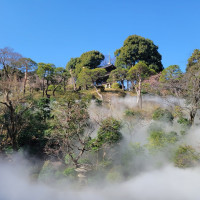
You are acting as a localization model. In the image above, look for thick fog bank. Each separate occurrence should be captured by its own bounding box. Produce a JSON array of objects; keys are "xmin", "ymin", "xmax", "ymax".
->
[
  {"xmin": 1, "ymin": 95, "xmax": 200, "ymax": 200},
  {"xmin": 1, "ymin": 160, "xmax": 200, "ymax": 200}
]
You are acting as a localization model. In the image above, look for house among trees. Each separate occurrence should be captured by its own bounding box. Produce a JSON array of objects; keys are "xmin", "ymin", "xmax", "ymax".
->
[{"xmin": 97, "ymin": 63, "xmax": 116, "ymax": 88}]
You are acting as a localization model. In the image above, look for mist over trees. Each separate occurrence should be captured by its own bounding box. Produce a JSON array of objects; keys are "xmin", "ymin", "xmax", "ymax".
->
[{"xmin": 0, "ymin": 36, "xmax": 200, "ymax": 193}]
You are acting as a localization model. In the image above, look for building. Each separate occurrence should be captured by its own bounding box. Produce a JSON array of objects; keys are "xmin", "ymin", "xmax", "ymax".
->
[{"xmin": 96, "ymin": 63, "xmax": 116, "ymax": 88}]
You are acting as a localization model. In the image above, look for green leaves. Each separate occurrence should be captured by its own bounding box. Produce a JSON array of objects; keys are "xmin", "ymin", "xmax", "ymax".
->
[
  {"xmin": 115, "ymin": 35, "xmax": 163, "ymax": 72},
  {"xmin": 66, "ymin": 50, "xmax": 105, "ymax": 77},
  {"xmin": 97, "ymin": 117, "xmax": 122, "ymax": 146},
  {"xmin": 37, "ymin": 63, "xmax": 55, "ymax": 79},
  {"xmin": 159, "ymin": 65, "xmax": 182, "ymax": 83},
  {"xmin": 127, "ymin": 61, "xmax": 153, "ymax": 81},
  {"xmin": 108, "ymin": 68, "xmax": 127, "ymax": 83},
  {"xmin": 152, "ymin": 108, "xmax": 174, "ymax": 123},
  {"xmin": 186, "ymin": 49, "xmax": 200, "ymax": 71},
  {"xmin": 76, "ymin": 68, "xmax": 106, "ymax": 89}
]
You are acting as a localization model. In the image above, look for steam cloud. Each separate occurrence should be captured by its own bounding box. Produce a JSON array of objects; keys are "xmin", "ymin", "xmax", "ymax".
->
[
  {"xmin": 1, "ymin": 160, "xmax": 200, "ymax": 200},
  {"xmin": 0, "ymin": 95, "xmax": 200, "ymax": 200}
]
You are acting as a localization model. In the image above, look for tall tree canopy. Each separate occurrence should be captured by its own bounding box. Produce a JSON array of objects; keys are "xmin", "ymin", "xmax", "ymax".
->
[
  {"xmin": 159, "ymin": 65, "xmax": 182, "ymax": 83},
  {"xmin": 114, "ymin": 35, "xmax": 163, "ymax": 72},
  {"xmin": 127, "ymin": 62, "xmax": 155, "ymax": 108},
  {"xmin": 66, "ymin": 57, "xmax": 79, "ymax": 71},
  {"xmin": 74, "ymin": 50, "xmax": 104, "ymax": 76},
  {"xmin": 186, "ymin": 49, "xmax": 200, "ymax": 71},
  {"xmin": 108, "ymin": 68, "xmax": 128, "ymax": 90},
  {"xmin": 37, "ymin": 63, "xmax": 55, "ymax": 97}
]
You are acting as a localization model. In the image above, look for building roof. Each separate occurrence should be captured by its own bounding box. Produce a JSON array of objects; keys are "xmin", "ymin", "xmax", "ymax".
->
[{"xmin": 100, "ymin": 64, "xmax": 116, "ymax": 69}]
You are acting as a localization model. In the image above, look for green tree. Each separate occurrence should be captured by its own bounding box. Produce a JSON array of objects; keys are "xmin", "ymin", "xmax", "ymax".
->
[
  {"xmin": 75, "ymin": 50, "xmax": 104, "ymax": 76},
  {"xmin": 37, "ymin": 63, "xmax": 55, "ymax": 97},
  {"xmin": 108, "ymin": 68, "xmax": 128, "ymax": 90},
  {"xmin": 77, "ymin": 68, "xmax": 106, "ymax": 99},
  {"xmin": 186, "ymin": 49, "xmax": 200, "ymax": 71},
  {"xmin": 17, "ymin": 58, "xmax": 37, "ymax": 94},
  {"xmin": 76, "ymin": 68, "xmax": 93, "ymax": 90},
  {"xmin": 51, "ymin": 67, "xmax": 70, "ymax": 95},
  {"xmin": 148, "ymin": 129, "xmax": 178, "ymax": 150},
  {"xmin": 97, "ymin": 117, "xmax": 122, "ymax": 146},
  {"xmin": 174, "ymin": 145, "xmax": 199, "ymax": 168},
  {"xmin": 45, "ymin": 96, "xmax": 93, "ymax": 168},
  {"xmin": 89, "ymin": 117, "xmax": 122, "ymax": 164},
  {"xmin": 152, "ymin": 108, "xmax": 174, "ymax": 123},
  {"xmin": 115, "ymin": 35, "xmax": 163, "ymax": 72},
  {"xmin": 66, "ymin": 58, "xmax": 79, "ymax": 90},
  {"xmin": 159, "ymin": 65, "xmax": 182, "ymax": 83},
  {"xmin": 66, "ymin": 57, "xmax": 79, "ymax": 71},
  {"xmin": 127, "ymin": 62, "xmax": 155, "ymax": 108}
]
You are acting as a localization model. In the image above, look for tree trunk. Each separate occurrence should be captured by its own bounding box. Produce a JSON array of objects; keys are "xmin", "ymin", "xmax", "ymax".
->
[
  {"xmin": 121, "ymin": 80, "xmax": 125, "ymax": 90},
  {"xmin": 94, "ymin": 86, "xmax": 103, "ymax": 100},
  {"xmin": 52, "ymin": 85, "xmax": 59, "ymax": 96},
  {"xmin": 63, "ymin": 78, "xmax": 66, "ymax": 92},
  {"xmin": 45, "ymin": 80, "xmax": 50, "ymax": 98},
  {"xmin": 42, "ymin": 78, "xmax": 45, "ymax": 97},
  {"xmin": 136, "ymin": 79, "xmax": 142, "ymax": 109},
  {"xmin": 190, "ymin": 110, "xmax": 196, "ymax": 125},
  {"xmin": 23, "ymin": 67, "xmax": 28, "ymax": 94}
]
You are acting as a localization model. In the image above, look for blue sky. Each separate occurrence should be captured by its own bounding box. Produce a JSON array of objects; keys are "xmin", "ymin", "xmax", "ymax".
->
[{"xmin": 1, "ymin": 0, "xmax": 200, "ymax": 71}]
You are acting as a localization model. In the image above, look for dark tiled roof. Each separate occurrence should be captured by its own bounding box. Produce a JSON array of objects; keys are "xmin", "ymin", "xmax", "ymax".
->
[{"xmin": 100, "ymin": 64, "xmax": 116, "ymax": 69}]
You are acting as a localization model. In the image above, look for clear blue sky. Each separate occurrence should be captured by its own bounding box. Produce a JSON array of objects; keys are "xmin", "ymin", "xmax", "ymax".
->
[{"xmin": 1, "ymin": 0, "xmax": 200, "ymax": 71}]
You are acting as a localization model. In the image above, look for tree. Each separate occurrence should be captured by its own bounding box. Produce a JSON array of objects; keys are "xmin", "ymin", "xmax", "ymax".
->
[
  {"xmin": 66, "ymin": 58, "xmax": 79, "ymax": 90},
  {"xmin": 77, "ymin": 68, "xmax": 106, "ymax": 99},
  {"xmin": 160, "ymin": 60, "xmax": 200, "ymax": 125},
  {"xmin": 66, "ymin": 57, "xmax": 79, "ymax": 71},
  {"xmin": 45, "ymin": 96, "xmax": 93, "ymax": 168},
  {"xmin": 108, "ymin": 68, "xmax": 128, "ymax": 90},
  {"xmin": 181, "ymin": 64, "xmax": 200, "ymax": 124},
  {"xmin": 186, "ymin": 49, "xmax": 200, "ymax": 71},
  {"xmin": 76, "ymin": 68, "xmax": 93, "ymax": 90},
  {"xmin": 0, "ymin": 75, "xmax": 33, "ymax": 150},
  {"xmin": 75, "ymin": 50, "xmax": 104, "ymax": 76},
  {"xmin": 17, "ymin": 58, "xmax": 37, "ymax": 94},
  {"xmin": 159, "ymin": 65, "xmax": 183, "ymax": 96},
  {"xmin": 37, "ymin": 63, "xmax": 55, "ymax": 97},
  {"xmin": 51, "ymin": 67, "xmax": 70, "ymax": 95},
  {"xmin": 174, "ymin": 145, "xmax": 199, "ymax": 168},
  {"xmin": 0, "ymin": 47, "xmax": 22, "ymax": 80},
  {"xmin": 127, "ymin": 62, "xmax": 155, "ymax": 108},
  {"xmin": 89, "ymin": 117, "xmax": 122, "ymax": 163},
  {"xmin": 159, "ymin": 65, "xmax": 182, "ymax": 83},
  {"xmin": 114, "ymin": 35, "xmax": 163, "ymax": 72}
]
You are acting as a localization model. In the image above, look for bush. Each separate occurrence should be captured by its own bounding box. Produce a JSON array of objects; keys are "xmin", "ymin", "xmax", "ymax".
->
[
  {"xmin": 148, "ymin": 129, "xmax": 178, "ymax": 150},
  {"xmin": 97, "ymin": 117, "xmax": 122, "ymax": 146},
  {"xmin": 124, "ymin": 109, "xmax": 142, "ymax": 118},
  {"xmin": 173, "ymin": 145, "xmax": 199, "ymax": 168},
  {"xmin": 152, "ymin": 108, "xmax": 174, "ymax": 122},
  {"xmin": 111, "ymin": 82, "xmax": 121, "ymax": 89},
  {"xmin": 177, "ymin": 117, "xmax": 191, "ymax": 127},
  {"xmin": 63, "ymin": 167, "xmax": 76, "ymax": 176}
]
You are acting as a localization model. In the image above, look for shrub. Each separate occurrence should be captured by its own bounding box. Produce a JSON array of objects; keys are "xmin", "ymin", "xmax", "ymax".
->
[
  {"xmin": 148, "ymin": 129, "xmax": 178, "ymax": 150},
  {"xmin": 111, "ymin": 82, "xmax": 120, "ymax": 89},
  {"xmin": 97, "ymin": 117, "xmax": 122, "ymax": 146},
  {"xmin": 152, "ymin": 108, "xmax": 174, "ymax": 122},
  {"xmin": 174, "ymin": 145, "xmax": 199, "ymax": 168},
  {"xmin": 63, "ymin": 167, "xmax": 76, "ymax": 176},
  {"xmin": 124, "ymin": 109, "xmax": 142, "ymax": 118},
  {"xmin": 177, "ymin": 117, "xmax": 191, "ymax": 127}
]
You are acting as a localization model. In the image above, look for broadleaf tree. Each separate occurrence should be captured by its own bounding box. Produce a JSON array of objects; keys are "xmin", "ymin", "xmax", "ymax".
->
[{"xmin": 115, "ymin": 35, "xmax": 163, "ymax": 72}]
